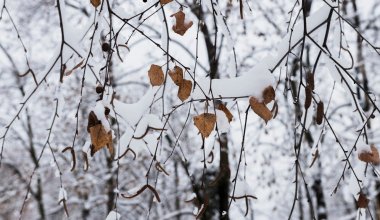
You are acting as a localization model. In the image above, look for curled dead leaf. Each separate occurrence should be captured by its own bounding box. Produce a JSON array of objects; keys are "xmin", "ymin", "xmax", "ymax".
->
[
  {"xmin": 121, "ymin": 184, "xmax": 161, "ymax": 203},
  {"xmin": 193, "ymin": 113, "xmax": 216, "ymax": 138},
  {"xmin": 171, "ymin": 11, "xmax": 193, "ymax": 36},
  {"xmin": 169, "ymin": 66, "xmax": 183, "ymax": 86},
  {"xmin": 271, "ymin": 100, "xmax": 279, "ymax": 119},
  {"xmin": 178, "ymin": 79, "xmax": 192, "ymax": 102},
  {"xmin": 90, "ymin": 0, "xmax": 101, "ymax": 7},
  {"xmin": 148, "ymin": 64, "xmax": 164, "ymax": 86},
  {"xmin": 249, "ymin": 97, "xmax": 272, "ymax": 123},
  {"xmin": 62, "ymin": 146, "xmax": 76, "ymax": 171},
  {"xmin": 58, "ymin": 198, "xmax": 69, "ymax": 217},
  {"xmin": 217, "ymin": 103, "xmax": 233, "ymax": 122},
  {"xmin": 358, "ymin": 144, "xmax": 380, "ymax": 165},
  {"xmin": 316, "ymin": 101, "xmax": 324, "ymax": 125},
  {"xmin": 262, "ymin": 86, "xmax": 275, "ymax": 104},
  {"xmin": 65, "ymin": 59, "xmax": 84, "ymax": 76}
]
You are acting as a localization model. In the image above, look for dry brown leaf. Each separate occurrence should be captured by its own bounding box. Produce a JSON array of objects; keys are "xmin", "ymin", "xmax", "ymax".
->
[
  {"xmin": 358, "ymin": 144, "xmax": 380, "ymax": 165},
  {"xmin": 169, "ymin": 66, "xmax": 183, "ymax": 86},
  {"xmin": 171, "ymin": 11, "xmax": 193, "ymax": 36},
  {"xmin": 316, "ymin": 101, "xmax": 324, "ymax": 125},
  {"xmin": 90, "ymin": 0, "xmax": 101, "ymax": 7},
  {"xmin": 148, "ymin": 64, "xmax": 164, "ymax": 86},
  {"xmin": 249, "ymin": 97, "xmax": 272, "ymax": 123},
  {"xmin": 160, "ymin": 0, "xmax": 173, "ymax": 4},
  {"xmin": 357, "ymin": 193, "xmax": 369, "ymax": 208},
  {"xmin": 262, "ymin": 86, "xmax": 275, "ymax": 104},
  {"xmin": 89, "ymin": 124, "xmax": 113, "ymax": 156},
  {"xmin": 178, "ymin": 79, "xmax": 192, "ymax": 102},
  {"xmin": 87, "ymin": 111, "xmax": 100, "ymax": 133},
  {"xmin": 193, "ymin": 113, "xmax": 216, "ymax": 138},
  {"xmin": 217, "ymin": 103, "xmax": 233, "ymax": 122}
]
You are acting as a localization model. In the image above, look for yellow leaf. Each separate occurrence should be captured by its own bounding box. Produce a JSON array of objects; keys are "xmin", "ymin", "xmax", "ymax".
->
[
  {"xmin": 148, "ymin": 64, "xmax": 164, "ymax": 86},
  {"xmin": 193, "ymin": 113, "xmax": 216, "ymax": 138}
]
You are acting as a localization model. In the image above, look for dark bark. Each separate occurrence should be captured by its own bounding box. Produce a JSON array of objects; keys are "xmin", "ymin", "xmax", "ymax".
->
[
  {"xmin": 190, "ymin": 3, "xmax": 230, "ymax": 219},
  {"xmin": 312, "ymin": 178, "xmax": 327, "ymax": 220},
  {"xmin": 218, "ymin": 134, "xmax": 230, "ymax": 219}
]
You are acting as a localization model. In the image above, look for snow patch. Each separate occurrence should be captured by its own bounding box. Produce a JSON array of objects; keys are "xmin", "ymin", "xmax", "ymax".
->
[{"xmin": 105, "ymin": 211, "xmax": 121, "ymax": 220}]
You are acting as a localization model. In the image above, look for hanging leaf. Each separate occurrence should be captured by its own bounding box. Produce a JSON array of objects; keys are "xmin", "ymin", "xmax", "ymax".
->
[
  {"xmin": 217, "ymin": 103, "xmax": 233, "ymax": 122},
  {"xmin": 357, "ymin": 193, "xmax": 369, "ymax": 208},
  {"xmin": 62, "ymin": 146, "xmax": 76, "ymax": 171},
  {"xmin": 262, "ymin": 86, "xmax": 275, "ymax": 104},
  {"xmin": 58, "ymin": 187, "xmax": 69, "ymax": 217},
  {"xmin": 178, "ymin": 79, "xmax": 192, "ymax": 102},
  {"xmin": 87, "ymin": 111, "xmax": 101, "ymax": 132},
  {"xmin": 90, "ymin": 0, "xmax": 101, "ymax": 7},
  {"xmin": 171, "ymin": 11, "xmax": 193, "ymax": 36},
  {"xmin": 169, "ymin": 66, "xmax": 183, "ymax": 86},
  {"xmin": 160, "ymin": 0, "xmax": 173, "ymax": 5},
  {"xmin": 358, "ymin": 144, "xmax": 380, "ymax": 165},
  {"xmin": 249, "ymin": 97, "xmax": 272, "ymax": 123},
  {"xmin": 89, "ymin": 124, "xmax": 113, "ymax": 156},
  {"xmin": 121, "ymin": 184, "xmax": 161, "ymax": 202},
  {"xmin": 316, "ymin": 101, "xmax": 324, "ymax": 125},
  {"xmin": 148, "ymin": 64, "xmax": 164, "ymax": 86},
  {"xmin": 193, "ymin": 113, "xmax": 216, "ymax": 138},
  {"xmin": 271, "ymin": 100, "xmax": 279, "ymax": 119},
  {"xmin": 87, "ymin": 111, "xmax": 113, "ymax": 156}
]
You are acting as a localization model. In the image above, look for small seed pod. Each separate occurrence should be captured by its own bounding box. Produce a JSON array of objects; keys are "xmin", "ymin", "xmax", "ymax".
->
[
  {"xmin": 304, "ymin": 85, "xmax": 312, "ymax": 109},
  {"xmin": 104, "ymin": 107, "xmax": 110, "ymax": 116},
  {"xmin": 96, "ymin": 85, "xmax": 104, "ymax": 94},
  {"xmin": 306, "ymin": 72, "xmax": 314, "ymax": 91},
  {"xmin": 316, "ymin": 101, "xmax": 324, "ymax": 125},
  {"xmin": 102, "ymin": 42, "xmax": 110, "ymax": 52}
]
